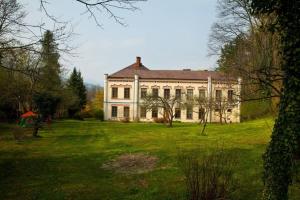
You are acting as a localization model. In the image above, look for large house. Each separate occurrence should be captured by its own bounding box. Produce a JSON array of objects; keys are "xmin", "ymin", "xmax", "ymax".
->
[{"xmin": 104, "ymin": 57, "xmax": 241, "ymax": 123}]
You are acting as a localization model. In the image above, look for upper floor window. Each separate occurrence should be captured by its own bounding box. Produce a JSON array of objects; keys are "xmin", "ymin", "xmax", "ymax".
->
[
  {"xmin": 176, "ymin": 89, "xmax": 181, "ymax": 100},
  {"xmin": 152, "ymin": 88, "xmax": 159, "ymax": 98},
  {"xmin": 124, "ymin": 88, "xmax": 130, "ymax": 99},
  {"xmin": 216, "ymin": 90, "xmax": 222, "ymax": 101},
  {"xmin": 112, "ymin": 87, "xmax": 118, "ymax": 98},
  {"xmin": 187, "ymin": 89, "xmax": 193, "ymax": 100},
  {"xmin": 228, "ymin": 90, "xmax": 233, "ymax": 103},
  {"xmin": 164, "ymin": 89, "xmax": 170, "ymax": 99},
  {"xmin": 141, "ymin": 88, "xmax": 147, "ymax": 98},
  {"xmin": 199, "ymin": 89, "xmax": 206, "ymax": 99},
  {"xmin": 111, "ymin": 106, "xmax": 118, "ymax": 117}
]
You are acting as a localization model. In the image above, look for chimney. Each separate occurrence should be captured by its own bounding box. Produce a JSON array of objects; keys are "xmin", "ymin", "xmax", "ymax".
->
[{"xmin": 136, "ymin": 56, "xmax": 141, "ymax": 65}]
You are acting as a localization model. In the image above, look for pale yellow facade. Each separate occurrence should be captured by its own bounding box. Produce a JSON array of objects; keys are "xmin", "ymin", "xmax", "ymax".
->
[{"xmin": 104, "ymin": 74, "xmax": 241, "ymax": 123}]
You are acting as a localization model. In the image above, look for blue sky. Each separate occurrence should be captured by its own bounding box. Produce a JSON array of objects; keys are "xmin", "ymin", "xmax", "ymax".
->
[{"xmin": 21, "ymin": 0, "xmax": 219, "ymax": 85}]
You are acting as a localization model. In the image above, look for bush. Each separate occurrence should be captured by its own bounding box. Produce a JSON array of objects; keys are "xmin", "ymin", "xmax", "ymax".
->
[
  {"xmin": 121, "ymin": 117, "xmax": 130, "ymax": 123},
  {"xmin": 80, "ymin": 110, "xmax": 94, "ymax": 118},
  {"xmin": 94, "ymin": 109, "xmax": 104, "ymax": 121},
  {"xmin": 73, "ymin": 112, "xmax": 84, "ymax": 120},
  {"xmin": 153, "ymin": 117, "xmax": 167, "ymax": 123},
  {"xmin": 178, "ymin": 148, "xmax": 238, "ymax": 200}
]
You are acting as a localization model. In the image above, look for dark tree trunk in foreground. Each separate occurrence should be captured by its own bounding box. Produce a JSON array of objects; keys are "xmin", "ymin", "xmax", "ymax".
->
[{"xmin": 252, "ymin": 0, "xmax": 300, "ymax": 199}]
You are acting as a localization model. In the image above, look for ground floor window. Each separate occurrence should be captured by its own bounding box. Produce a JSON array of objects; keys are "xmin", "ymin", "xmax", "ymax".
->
[
  {"xmin": 175, "ymin": 108, "xmax": 181, "ymax": 119},
  {"xmin": 199, "ymin": 108, "xmax": 205, "ymax": 121},
  {"xmin": 112, "ymin": 106, "xmax": 118, "ymax": 117},
  {"xmin": 124, "ymin": 106, "xmax": 130, "ymax": 118},
  {"xmin": 140, "ymin": 106, "xmax": 147, "ymax": 118},
  {"xmin": 186, "ymin": 107, "xmax": 193, "ymax": 119},
  {"xmin": 152, "ymin": 107, "xmax": 158, "ymax": 118}
]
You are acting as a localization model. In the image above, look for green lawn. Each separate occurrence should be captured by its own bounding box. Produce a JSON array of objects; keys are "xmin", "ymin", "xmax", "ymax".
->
[{"xmin": 0, "ymin": 119, "xmax": 299, "ymax": 199}]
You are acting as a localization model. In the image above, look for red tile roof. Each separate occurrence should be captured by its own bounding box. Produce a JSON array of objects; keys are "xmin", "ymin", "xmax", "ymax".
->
[{"xmin": 108, "ymin": 57, "xmax": 234, "ymax": 81}]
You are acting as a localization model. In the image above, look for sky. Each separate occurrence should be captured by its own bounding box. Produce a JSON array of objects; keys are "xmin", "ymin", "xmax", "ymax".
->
[{"xmin": 20, "ymin": 0, "xmax": 219, "ymax": 85}]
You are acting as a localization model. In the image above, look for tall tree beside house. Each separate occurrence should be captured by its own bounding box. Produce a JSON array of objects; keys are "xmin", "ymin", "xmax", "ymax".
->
[
  {"xmin": 39, "ymin": 30, "xmax": 62, "ymax": 93},
  {"xmin": 67, "ymin": 67, "xmax": 87, "ymax": 117},
  {"xmin": 251, "ymin": 0, "xmax": 300, "ymax": 199},
  {"xmin": 32, "ymin": 30, "xmax": 62, "ymax": 120}
]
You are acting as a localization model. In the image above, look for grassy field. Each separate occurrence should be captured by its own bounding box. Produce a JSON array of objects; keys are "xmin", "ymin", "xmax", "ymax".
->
[{"xmin": 0, "ymin": 118, "xmax": 299, "ymax": 200}]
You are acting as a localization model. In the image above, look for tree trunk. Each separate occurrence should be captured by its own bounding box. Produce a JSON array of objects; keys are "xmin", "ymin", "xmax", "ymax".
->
[
  {"xmin": 201, "ymin": 120, "xmax": 208, "ymax": 136},
  {"xmin": 168, "ymin": 116, "xmax": 173, "ymax": 127},
  {"xmin": 32, "ymin": 125, "xmax": 39, "ymax": 137}
]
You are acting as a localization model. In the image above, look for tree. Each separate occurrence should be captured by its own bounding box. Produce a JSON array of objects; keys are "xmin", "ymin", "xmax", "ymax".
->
[
  {"xmin": 213, "ymin": 96, "xmax": 238, "ymax": 124},
  {"xmin": 187, "ymin": 95, "xmax": 212, "ymax": 135},
  {"xmin": 39, "ymin": 30, "xmax": 62, "ymax": 93},
  {"xmin": 39, "ymin": 0, "xmax": 147, "ymax": 27},
  {"xmin": 210, "ymin": 0, "xmax": 282, "ymax": 120},
  {"xmin": 142, "ymin": 94, "xmax": 184, "ymax": 127},
  {"xmin": 32, "ymin": 91, "xmax": 60, "ymax": 137},
  {"xmin": 208, "ymin": 0, "xmax": 257, "ymax": 56},
  {"xmin": 67, "ymin": 68, "xmax": 87, "ymax": 117},
  {"xmin": 251, "ymin": 0, "xmax": 300, "ymax": 199}
]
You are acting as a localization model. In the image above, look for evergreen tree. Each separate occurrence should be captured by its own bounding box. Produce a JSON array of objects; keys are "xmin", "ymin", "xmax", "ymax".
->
[
  {"xmin": 39, "ymin": 30, "xmax": 62, "ymax": 93},
  {"xmin": 67, "ymin": 67, "xmax": 87, "ymax": 116}
]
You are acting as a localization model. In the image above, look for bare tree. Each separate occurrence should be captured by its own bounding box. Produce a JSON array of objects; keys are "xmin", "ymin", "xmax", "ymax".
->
[
  {"xmin": 209, "ymin": 0, "xmax": 282, "ymax": 114},
  {"xmin": 142, "ymin": 94, "xmax": 184, "ymax": 127},
  {"xmin": 39, "ymin": 0, "xmax": 147, "ymax": 27},
  {"xmin": 208, "ymin": 0, "xmax": 257, "ymax": 56},
  {"xmin": 191, "ymin": 96, "xmax": 212, "ymax": 135},
  {"xmin": 213, "ymin": 96, "xmax": 238, "ymax": 124}
]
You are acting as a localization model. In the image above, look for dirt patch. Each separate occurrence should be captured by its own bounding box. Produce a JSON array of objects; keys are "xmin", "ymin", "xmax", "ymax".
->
[{"xmin": 102, "ymin": 153, "xmax": 158, "ymax": 174}]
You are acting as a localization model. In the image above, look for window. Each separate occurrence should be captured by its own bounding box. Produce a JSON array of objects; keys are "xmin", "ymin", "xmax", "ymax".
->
[
  {"xmin": 111, "ymin": 106, "xmax": 118, "ymax": 117},
  {"xmin": 216, "ymin": 90, "xmax": 222, "ymax": 101},
  {"xmin": 175, "ymin": 89, "xmax": 181, "ymax": 99},
  {"xmin": 187, "ymin": 89, "xmax": 193, "ymax": 100},
  {"xmin": 123, "ymin": 106, "xmax": 130, "ymax": 118},
  {"xmin": 124, "ymin": 88, "xmax": 130, "ymax": 99},
  {"xmin": 112, "ymin": 87, "xmax": 118, "ymax": 98},
  {"xmin": 228, "ymin": 90, "xmax": 233, "ymax": 103},
  {"xmin": 175, "ymin": 108, "xmax": 181, "ymax": 119},
  {"xmin": 199, "ymin": 108, "xmax": 205, "ymax": 120},
  {"xmin": 140, "ymin": 106, "xmax": 147, "ymax": 118},
  {"xmin": 152, "ymin": 88, "xmax": 159, "ymax": 98},
  {"xmin": 152, "ymin": 107, "xmax": 158, "ymax": 118},
  {"xmin": 186, "ymin": 106, "xmax": 193, "ymax": 119},
  {"xmin": 164, "ymin": 89, "xmax": 170, "ymax": 99},
  {"xmin": 199, "ymin": 89, "xmax": 206, "ymax": 98},
  {"xmin": 141, "ymin": 88, "xmax": 147, "ymax": 98}
]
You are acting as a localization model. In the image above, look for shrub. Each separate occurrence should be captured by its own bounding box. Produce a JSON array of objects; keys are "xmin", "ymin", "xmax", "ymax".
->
[
  {"xmin": 73, "ymin": 112, "xmax": 84, "ymax": 120},
  {"xmin": 80, "ymin": 110, "xmax": 94, "ymax": 118},
  {"xmin": 121, "ymin": 117, "xmax": 130, "ymax": 123},
  {"xmin": 153, "ymin": 117, "xmax": 167, "ymax": 123},
  {"xmin": 178, "ymin": 148, "xmax": 238, "ymax": 200},
  {"xmin": 94, "ymin": 109, "xmax": 104, "ymax": 121}
]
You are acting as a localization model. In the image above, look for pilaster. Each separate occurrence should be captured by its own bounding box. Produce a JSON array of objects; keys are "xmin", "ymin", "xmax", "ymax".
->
[
  {"xmin": 237, "ymin": 77, "xmax": 242, "ymax": 123},
  {"xmin": 103, "ymin": 74, "xmax": 108, "ymax": 120},
  {"xmin": 133, "ymin": 74, "xmax": 139, "ymax": 121},
  {"xmin": 207, "ymin": 76, "xmax": 212, "ymax": 123}
]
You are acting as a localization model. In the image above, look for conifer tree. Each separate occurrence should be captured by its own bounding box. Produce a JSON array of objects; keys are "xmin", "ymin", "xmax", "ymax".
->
[
  {"xmin": 67, "ymin": 67, "xmax": 87, "ymax": 116},
  {"xmin": 39, "ymin": 30, "xmax": 62, "ymax": 93}
]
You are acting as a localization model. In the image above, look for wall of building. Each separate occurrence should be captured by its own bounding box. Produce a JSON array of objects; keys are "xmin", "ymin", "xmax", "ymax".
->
[{"xmin": 104, "ymin": 75, "xmax": 241, "ymax": 123}]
